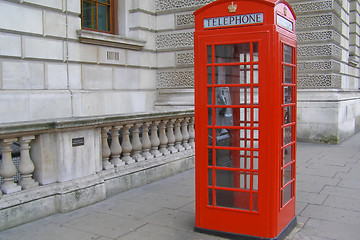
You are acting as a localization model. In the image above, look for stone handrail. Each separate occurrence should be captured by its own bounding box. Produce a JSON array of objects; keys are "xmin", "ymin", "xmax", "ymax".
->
[{"xmin": 0, "ymin": 110, "xmax": 195, "ymax": 197}]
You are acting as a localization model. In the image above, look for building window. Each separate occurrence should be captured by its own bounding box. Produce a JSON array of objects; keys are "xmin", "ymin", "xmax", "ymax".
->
[{"xmin": 82, "ymin": 0, "xmax": 114, "ymax": 33}]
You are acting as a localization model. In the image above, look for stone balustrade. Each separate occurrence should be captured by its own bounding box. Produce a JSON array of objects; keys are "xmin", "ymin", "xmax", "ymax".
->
[{"xmin": 0, "ymin": 110, "xmax": 195, "ymax": 231}]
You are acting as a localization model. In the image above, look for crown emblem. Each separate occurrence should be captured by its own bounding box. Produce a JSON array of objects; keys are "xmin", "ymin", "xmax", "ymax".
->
[{"xmin": 228, "ymin": 2, "xmax": 237, "ymax": 13}]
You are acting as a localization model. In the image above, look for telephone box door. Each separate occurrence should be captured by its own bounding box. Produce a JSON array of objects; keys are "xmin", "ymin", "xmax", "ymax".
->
[{"xmin": 195, "ymin": 32, "xmax": 273, "ymax": 237}]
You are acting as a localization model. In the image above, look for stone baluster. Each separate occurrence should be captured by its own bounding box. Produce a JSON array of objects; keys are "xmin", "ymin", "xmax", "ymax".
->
[
  {"xmin": 166, "ymin": 119, "xmax": 178, "ymax": 154},
  {"xmin": 174, "ymin": 118, "xmax": 185, "ymax": 151},
  {"xmin": 131, "ymin": 123, "xmax": 145, "ymax": 162},
  {"xmin": 121, "ymin": 124, "xmax": 135, "ymax": 164},
  {"xmin": 110, "ymin": 126, "xmax": 125, "ymax": 167},
  {"xmin": 188, "ymin": 116, "xmax": 195, "ymax": 148},
  {"xmin": 150, "ymin": 121, "xmax": 163, "ymax": 158},
  {"xmin": 159, "ymin": 120, "xmax": 170, "ymax": 156},
  {"xmin": 0, "ymin": 138, "xmax": 21, "ymax": 194},
  {"xmin": 181, "ymin": 117, "xmax": 191, "ymax": 150},
  {"xmin": 141, "ymin": 122, "xmax": 154, "ymax": 160},
  {"xmin": 18, "ymin": 136, "xmax": 39, "ymax": 190},
  {"xmin": 101, "ymin": 127, "xmax": 114, "ymax": 170}
]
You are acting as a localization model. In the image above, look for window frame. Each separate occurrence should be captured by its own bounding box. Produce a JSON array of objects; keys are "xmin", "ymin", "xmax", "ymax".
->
[{"xmin": 81, "ymin": 0, "xmax": 118, "ymax": 35}]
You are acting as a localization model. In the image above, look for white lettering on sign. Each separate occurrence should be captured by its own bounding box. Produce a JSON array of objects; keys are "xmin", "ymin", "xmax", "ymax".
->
[
  {"xmin": 204, "ymin": 13, "xmax": 263, "ymax": 28},
  {"xmin": 277, "ymin": 14, "xmax": 293, "ymax": 31}
]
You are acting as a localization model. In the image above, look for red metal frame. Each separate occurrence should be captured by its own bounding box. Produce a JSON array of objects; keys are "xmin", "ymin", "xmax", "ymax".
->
[{"xmin": 194, "ymin": 1, "xmax": 297, "ymax": 239}]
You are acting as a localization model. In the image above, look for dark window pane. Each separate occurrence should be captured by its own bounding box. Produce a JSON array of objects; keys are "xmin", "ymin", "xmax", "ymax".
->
[
  {"xmin": 215, "ymin": 43, "xmax": 251, "ymax": 63},
  {"xmin": 83, "ymin": 1, "xmax": 96, "ymax": 29},
  {"xmin": 208, "ymin": 169, "xmax": 213, "ymax": 186},
  {"xmin": 252, "ymin": 193, "xmax": 258, "ymax": 211},
  {"xmin": 207, "ymin": 87, "xmax": 212, "ymax": 105},
  {"xmin": 216, "ymin": 190, "xmax": 250, "ymax": 210},
  {"xmin": 208, "ymin": 128, "xmax": 213, "ymax": 146},
  {"xmin": 98, "ymin": 5, "xmax": 110, "ymax": 31},
  {"xmin": 207, "ymin": 67, "xmax": 212, "ymax": 84},
  {"xmin": 215, "ymin": 149, "xmax": 233, "ymax": 168},
  {"xmin": 207, "ymin": 46, "xmax": 212, "ymax": 63},
  {"xmin": 208, "ymin": 148, "xmax": 213, "ymax": 166},
  {"xmin": 253, "ymin": 42, "xmax": 259, "ymax": 62},
  {"xmin": 208, "ymin": 188, "xmax": 213, "ymax": 206},
  {"xmin": 208, "ymin": 108, "xmax": 212, "ymax": 125}
]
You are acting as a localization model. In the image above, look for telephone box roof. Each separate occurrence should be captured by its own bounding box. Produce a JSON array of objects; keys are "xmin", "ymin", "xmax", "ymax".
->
[{"xmin": 194, "ymin": 0, "xmax": 296, "ymax": 20}]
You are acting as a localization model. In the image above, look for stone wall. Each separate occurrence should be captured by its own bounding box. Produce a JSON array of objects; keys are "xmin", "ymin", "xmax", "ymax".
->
[
  {"xmin": 0, "ymin": 0, "xmax": 158, "ymax": 123},
  {"xmin": 154, "ymin": 0, "xmax": 215, "ymax": 110},
  {"xmin": 288, "ymin": 0, "xmax": 360, "ymax": 143}
]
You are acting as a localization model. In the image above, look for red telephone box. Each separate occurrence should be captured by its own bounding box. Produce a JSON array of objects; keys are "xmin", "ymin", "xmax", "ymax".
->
[{"xmin": 194, "ymin": 0, "xmax": 297, "ymax": 239}]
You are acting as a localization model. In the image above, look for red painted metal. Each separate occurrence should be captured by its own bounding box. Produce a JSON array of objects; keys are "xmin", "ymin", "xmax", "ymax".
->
[{"xmin": 194, "ymin": 1, "xmax": 297, "ymax": 239}]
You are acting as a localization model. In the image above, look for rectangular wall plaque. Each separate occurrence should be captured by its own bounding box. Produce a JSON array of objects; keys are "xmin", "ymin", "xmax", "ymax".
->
[
  {"xmin": 72, "ymin": 137, "xmax": 85, "ymax": 147},
  {"xmin": 204, "ymin": 13, "xmax": 263, "ymax": 28}
]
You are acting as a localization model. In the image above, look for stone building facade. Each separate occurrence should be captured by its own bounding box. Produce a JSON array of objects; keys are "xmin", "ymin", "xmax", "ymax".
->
[{"xmin": 0, "ymin": 0, "xmax": 360, "ymax": 143}]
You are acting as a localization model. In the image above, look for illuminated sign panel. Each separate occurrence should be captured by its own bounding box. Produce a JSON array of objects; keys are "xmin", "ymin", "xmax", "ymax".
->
[
  {"xmin": 204, "ymin": 13, "xmax": 263, "ymax": 28},
  {"xmin": 277, "ymin": 14, "xmax": 293, "ymax": 31}
]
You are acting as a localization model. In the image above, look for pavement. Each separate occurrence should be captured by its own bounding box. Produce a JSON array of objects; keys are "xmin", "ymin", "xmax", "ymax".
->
[{"xmin": 1, "ymin": 132, "xmax": 360, "ymax": 240}]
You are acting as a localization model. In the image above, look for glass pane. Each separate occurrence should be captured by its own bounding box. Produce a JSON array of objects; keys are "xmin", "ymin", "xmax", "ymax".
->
[
  {"xmin": 215, "ymin": 149, "xmax": 233, "ymax": 168},
  {"xmin": 284, "ymin": 86, "xmax": 293, "ymax": 104},
  {"xmin": 215, "ymin": 43, "xmax": 251, "ymax": 63},
  {"xmin": 83, "ymin": 1, "xmax": 96, "ymax": 29},
  {"xmin": 208, "ymin": 188, "xmax": 213, "ymax": 205},
  {"xmin": 252, "ymin": 193, "xmax": 258, "ymax": 211},
  {"xmin": 208, "ymin": 169, "xmax": 213, "ymax": 186},
  {"xmin": 208, "ymin": 108, "xmax": 212, "ymax": 125},
  {"xmin": 284, "ymin": 106, "xmax": 293, "ymax": 124},
  {"xmin": 284, "ymin": 65, "xmax": 293, "ymax": 84},
  {"xmin": 284, "ymin": 45, "xmax": 293, "ymax": 64},
  {"xmin": 208, "ymin": 128, "xmax": 213, "ymax": 146},
  {"xmin": 253, "ymin": 173, "xmax": 258, "ymax": 191},
  {"xmin": 207, "ymin": 87, "xmax": 212, "ymax": 105},
  {"xmin": 215, "ymin": 87, "xmax": 252, "ymax": 105},
  {"xmin": 253, "ymin": 151, "xmax": 259, "ymax": 170},
  {"xmin": 216, "ymin": 190, "xmax": 251, "ymax": 210},
  {"xmin": 283, "ymin": 165, "xmax": 293, "ymax": 186},
  {"xmin": 99, "ymin": 0, "xmax": 110, "ymax": 3},
  {"xmin": 253, "ymin": 42, "xmax": 259, "ymax": 62},
  {"xmin": 282, "ymin": 183, "xmax": 293, "ymax": 206},
  {"xmin": 207, "ymin": 46, "xmax": 212, "ymax": 63},
  {"xmin": 208, "ymin": 148, "xmax": 213, "ymax": 166},
  {"xmin": 283, "ymin": 126, "xmax": 293, "ymax": 145},
  {"xmin": 207, "ymin": 67, "xmax": 212, "ymax": 84},
  {"xmin": 215, "ymin": 108, "xmax": 256, "ymax": 127},
  {"xmin": 215, "ymin": 65, "xmax": 251, "ymax": 85},
  {"xmin": 253, "ymin": 108, "xmax": 259, "ymax": 127},
  {"xmin": 98, "ymin": 5, "xmax": 110, "ymax": 31},
  {"xmin": 215, "ymin": 190, "xmax": 234, "ymax": 208},
  {"xmin": 253, "ymin": 65, "xmax": 259, "ymax": 84},
  {"xmin": 283, "ymin": 145, "xmax": 292, "ymax": 166},
  {"xmin": 215, "ymin": 128, "xmax": 252, "ymax": 148},
  {"xmin": 216, "ymin": 170, "xmax": 235, "ymax": 188},
  {"xmin": 253, "ymin": 87, "xmax": 259, "ymax": 105}
]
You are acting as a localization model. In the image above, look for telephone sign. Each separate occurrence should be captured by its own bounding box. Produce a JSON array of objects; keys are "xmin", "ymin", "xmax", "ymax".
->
[{"xmin": 194, "ymin": 0, "xmax": 297, "ymax": 239}]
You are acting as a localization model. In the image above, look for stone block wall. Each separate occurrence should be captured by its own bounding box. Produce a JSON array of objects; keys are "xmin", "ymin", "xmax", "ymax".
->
[
  {"xmin": 0, "ymin": 0, "xmax": 158, "ymax": 123},
  {"xmin": 154, "ymin": 0, "xmax": 215, "ymax": 110},
  {"xmin": 288, "ymin": 0, "xmax": 360, "ymax": 143}
]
